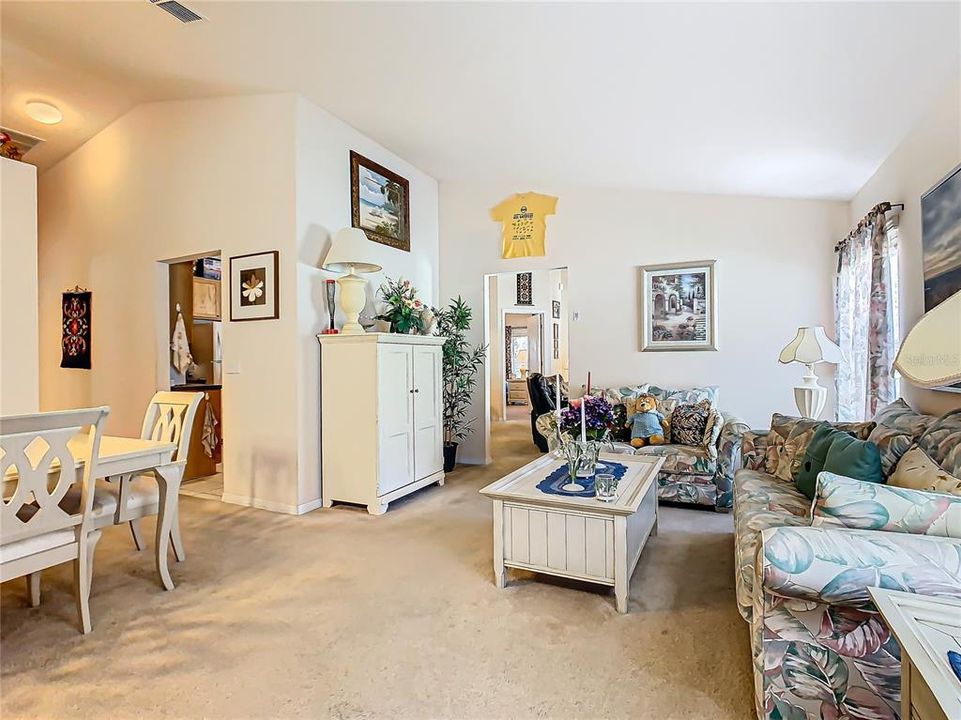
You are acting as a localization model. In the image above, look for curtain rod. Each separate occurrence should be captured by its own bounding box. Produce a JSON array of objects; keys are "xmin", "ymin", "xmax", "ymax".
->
[{"xmin": 834, "ymin": 202, "xmax": 903, "ymax": 254}]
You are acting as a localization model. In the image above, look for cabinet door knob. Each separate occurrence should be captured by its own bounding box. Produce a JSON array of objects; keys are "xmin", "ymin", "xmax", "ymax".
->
[{"xmin": 414, "ymin": 388, "xmax": 420, "ymax": 393}]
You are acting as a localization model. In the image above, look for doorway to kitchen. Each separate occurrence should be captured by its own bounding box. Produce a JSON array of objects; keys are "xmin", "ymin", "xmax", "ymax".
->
[{"xmin": 160, "ymin": 251, "xmax": 224, "ymax": 502}]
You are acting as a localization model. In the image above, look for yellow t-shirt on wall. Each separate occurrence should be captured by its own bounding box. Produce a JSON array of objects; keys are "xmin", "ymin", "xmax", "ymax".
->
[{"xmin": 490, "ymin": 192, "xmax": 558, "ymax": 259}]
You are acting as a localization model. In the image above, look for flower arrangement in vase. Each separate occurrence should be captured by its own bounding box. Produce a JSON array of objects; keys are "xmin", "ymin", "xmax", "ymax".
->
[
  {"xmin": 554, "ymin": 395, "xmax": 616, "ymax": 491},
  {"xmin": 376, "ymin": 277, "xmax": 426, "ymax": 334}
]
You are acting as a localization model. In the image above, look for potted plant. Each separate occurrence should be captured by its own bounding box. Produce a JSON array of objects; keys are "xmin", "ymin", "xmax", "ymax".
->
[
  {"xmin": 434, "ymin": 296, "xmax": 487, "ymax": 472},
  {"xmin": 376, "ymin": 277, "xmax": 425, "ymax": 334}
]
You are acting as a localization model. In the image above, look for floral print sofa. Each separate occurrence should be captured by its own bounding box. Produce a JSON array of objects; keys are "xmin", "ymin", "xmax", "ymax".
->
[
  {"xmin": 733, "ymin": 401, "xmax": 961, "ymax": 720},
  {"xmin": 538, "ymin": 383, "xmax": 750, "ymax": 511}
]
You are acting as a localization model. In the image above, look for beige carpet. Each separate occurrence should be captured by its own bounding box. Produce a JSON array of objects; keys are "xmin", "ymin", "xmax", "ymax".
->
[{"xmin": 1, "ymin": 421, "xmax": 754, "ymax": 719}]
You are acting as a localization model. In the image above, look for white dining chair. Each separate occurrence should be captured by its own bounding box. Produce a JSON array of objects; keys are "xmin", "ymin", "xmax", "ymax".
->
[
  {"xmin": 1, "ymin": 407, "xmax": 110, "ymax": 634},
  {"xmin": 87, "ymin": 391, "xmax": 202, "ymax": 559}
]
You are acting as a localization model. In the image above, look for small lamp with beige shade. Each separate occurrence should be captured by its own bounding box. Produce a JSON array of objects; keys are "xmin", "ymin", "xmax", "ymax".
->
[
  {"xmin": 778, "ymin": 326, "xmax": 845, "ymax": 419},
  {"xmin": 321, "ymin": 228, "xmax": 382, "ymax": 335},
  {"xmin": 894, "ymin": 290, "xmax": 961, "ymax": 388}
]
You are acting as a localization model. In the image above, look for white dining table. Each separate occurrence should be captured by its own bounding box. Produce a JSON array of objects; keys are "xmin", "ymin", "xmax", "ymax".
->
[{"xmin": 5, "ymin": 434, "xmax": 184, "ymax": 591}]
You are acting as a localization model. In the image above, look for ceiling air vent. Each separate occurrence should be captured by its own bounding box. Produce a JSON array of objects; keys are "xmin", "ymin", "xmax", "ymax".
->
[{"xmin": 149, "ymin": 0, "xmax": 205, "ymax": 24}]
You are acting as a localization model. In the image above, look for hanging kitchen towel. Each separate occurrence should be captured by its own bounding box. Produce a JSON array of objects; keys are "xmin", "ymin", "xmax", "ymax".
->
[
  {"xmin": 61, "ymin": 290, "xmax": 92, "ymax": 369},
  {"xmin": 201, "ymin": 401, "xmax": 219, "ymax": 458},
  {"xmin": 171, "ymin": 312, "xmax": 193, "ymax": 374}
]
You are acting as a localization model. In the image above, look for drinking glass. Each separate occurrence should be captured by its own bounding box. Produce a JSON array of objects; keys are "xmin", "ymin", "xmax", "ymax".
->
[{"xmin": 594, "ymin": 472, "xmax": 617, "ymax": 501}]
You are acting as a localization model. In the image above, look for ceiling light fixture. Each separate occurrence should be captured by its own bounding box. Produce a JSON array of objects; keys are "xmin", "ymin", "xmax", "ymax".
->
[{"xmin": 25, "ymin": 101, "xmax": 63, "ymax": 125}]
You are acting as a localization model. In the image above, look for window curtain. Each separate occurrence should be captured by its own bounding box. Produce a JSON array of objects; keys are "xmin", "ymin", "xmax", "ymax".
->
[
  {"xmin": 834, "ymin": 203, "xmax": 901, "ymax": 421},
  {"xmin": 505, "ymin": 325, "xmax": 513, "ymax": 379}
]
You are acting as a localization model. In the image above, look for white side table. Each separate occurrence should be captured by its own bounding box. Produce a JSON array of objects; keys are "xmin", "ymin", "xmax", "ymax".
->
[{"xmin": 869, "ymin": 589, "xmax": 961, "ymax": 720}]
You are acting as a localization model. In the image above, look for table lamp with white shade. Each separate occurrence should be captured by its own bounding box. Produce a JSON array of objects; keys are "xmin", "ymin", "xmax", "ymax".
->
[
  {"xmin": 778, "ymin": 326, "xmax": 844, "ymax": 419},
  {"xmin": 321, "ymin": 228, "xmax": 382, "ymax": 335}
]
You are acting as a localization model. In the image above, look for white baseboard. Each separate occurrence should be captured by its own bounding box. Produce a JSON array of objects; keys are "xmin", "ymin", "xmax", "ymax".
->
[{"xmin": 221, "ymin": 493, "xmax": 324, "ymax": 516}]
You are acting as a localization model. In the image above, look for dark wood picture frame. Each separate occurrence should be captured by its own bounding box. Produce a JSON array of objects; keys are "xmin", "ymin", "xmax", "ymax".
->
[
  {"xmin": 229, "ymin": 250, "xmax": 280, "ymax": 322},
  {"xmin": 350, "ymin": 150, "xmax": 410, "ymax": 252}
]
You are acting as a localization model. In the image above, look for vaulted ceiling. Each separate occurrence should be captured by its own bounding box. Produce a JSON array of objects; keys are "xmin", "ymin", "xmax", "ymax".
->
[{"xmin": 3, "ymin": 1, "xmax": 958, "ymax": 199}]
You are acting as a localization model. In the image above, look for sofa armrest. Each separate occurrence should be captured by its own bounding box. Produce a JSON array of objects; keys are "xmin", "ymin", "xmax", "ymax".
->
[
  {"xmin": 741, "ymin": 429, "xmax": 770, "ymax": 471},
  {"xmin": 759, "ymin": 525, "xmax": 961, "ymax": 609},
  {"xmin": 716, "ymin": 412, "xmax": 750, "ymax": 482},
  {"xmin": 534, "ymin": 412, "xmax": 559, "ymax": 452},
  {"xmin": 812, "ymin": 471, "xmax": 961, "ymax": 538}
]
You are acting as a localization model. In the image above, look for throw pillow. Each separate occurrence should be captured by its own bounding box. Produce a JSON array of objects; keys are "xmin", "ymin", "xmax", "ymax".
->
[
  {"xmin": 703, "ymin": 407, "xmax": 723, "ymax": 450},
  {"xmin": 821, "ymin": 433, "xmax": 883, "ymax": 486},
  {"xmin": 812, "ymin": 471, "xmax": 961, "ymax": 537},
  {"xmin": 888, "ymin": 445, "xmax": 961, "ymax": 496},
  {"xmin": 867, "ymin": 398, "xmax": 934, "ymax": 478},
  {"xmin": 763, "ymin": 413, "xmax": 876, "ymax": 482},
  {"xmin": 670, "ymin": 400, "xmax": 713, "ymax": 446},
  {"xmin": 915, "ymin": 408, "xmax": 961, "ymax": 482},
  {"xmin": 794, "ymin": 423, "xmax": 847, "ymax": 499}
]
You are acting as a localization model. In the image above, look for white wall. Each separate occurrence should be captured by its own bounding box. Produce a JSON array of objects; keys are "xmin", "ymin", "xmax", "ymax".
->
[
  {"xmin": 850, "ymin": 84, "xmax": 961, "ymax": 419},
  {"xmin": 36, "ymin": 93, "xmax": 440, "ymax": 514},
  {"xmin": 294, "ymin": 96, "xmax": 439, "ymax": 508},
  {"xmin": 1, "ymin": 157, "xmax": 39, "ymax": 414},
  {"xmin": 38, "ymin": 94, "xmax": 304, "ymax": 512},
  {"xmin": 440, "ymin": 184, "xmax": 849, "ymax": 463}
]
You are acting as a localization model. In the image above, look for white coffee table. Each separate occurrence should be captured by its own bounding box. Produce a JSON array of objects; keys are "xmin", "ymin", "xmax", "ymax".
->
[
  {"xmin": 869, "ymin": 589, "xmax": 961, "ymax": 720},
  {"xmin": 480, "ymin": 452, "xmax": 663, "ymax": 613}
]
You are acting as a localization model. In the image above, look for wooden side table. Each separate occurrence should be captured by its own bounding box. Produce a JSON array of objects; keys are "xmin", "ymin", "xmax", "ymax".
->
[{"xmin": 869, "ymin": 589, "xmax": 961, "ymax": 720}]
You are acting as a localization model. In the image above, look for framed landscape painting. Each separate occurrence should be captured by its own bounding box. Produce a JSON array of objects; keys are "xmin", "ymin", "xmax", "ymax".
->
[
  {"xmin": 921, "ymin": 162, "xmax": 961, "ymax": 392},
  {"xmin": 350, "ymin": 150, "xmax": 410, "ymax": 252},
  {"xmin": 639, "ymin": 260, "xmax": 717, "ymax": 352}
]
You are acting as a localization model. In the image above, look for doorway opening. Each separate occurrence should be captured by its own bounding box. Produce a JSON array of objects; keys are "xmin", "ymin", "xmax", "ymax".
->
[
  {"xmin": 158, "ymin": 251, "xmax": 225, "ymax": 502},
  {"xmin": 483, "ymin": 268, "xmax": 570, "ymax": 462}
]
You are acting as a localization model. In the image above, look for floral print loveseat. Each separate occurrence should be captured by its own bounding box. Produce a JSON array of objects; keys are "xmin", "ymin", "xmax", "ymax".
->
[{"xmin": 734, "ymin": 401, "xmax": 961, "ymax": 720}]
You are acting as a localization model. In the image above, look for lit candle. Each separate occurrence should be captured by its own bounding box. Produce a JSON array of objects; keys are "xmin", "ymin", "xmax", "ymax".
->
[{"xmin": 580, "ymin": 395, "xmax": 587, "ymax": 442}]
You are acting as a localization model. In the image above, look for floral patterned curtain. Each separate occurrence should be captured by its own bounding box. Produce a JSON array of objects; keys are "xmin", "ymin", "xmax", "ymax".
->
[{"xmin": 834, "ymin": 204, "xmax": 900, "ymax": 421}]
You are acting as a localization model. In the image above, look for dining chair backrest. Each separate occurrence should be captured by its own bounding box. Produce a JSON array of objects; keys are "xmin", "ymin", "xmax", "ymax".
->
[
  {"xmin": 140, "ymin": 392, "xmax": 203, "ymax": 462},
  {"xmin": 1, "ymin": 407, "xmax": 109, "ymax": 546}
]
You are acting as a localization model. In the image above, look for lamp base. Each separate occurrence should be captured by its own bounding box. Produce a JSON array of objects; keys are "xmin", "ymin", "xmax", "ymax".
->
[
  {"xmin": 336, "ymin": 273, "xmax": 368, "ymax": 335},
  {"xmin": 793, "ymin": 364, "xmax": 827, "ymax": 419}
]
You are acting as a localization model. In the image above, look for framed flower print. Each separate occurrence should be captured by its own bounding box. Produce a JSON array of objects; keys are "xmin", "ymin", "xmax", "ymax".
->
[{"xmin": 230, "ymin": 251, "xmax": 279, "ymax": 321}]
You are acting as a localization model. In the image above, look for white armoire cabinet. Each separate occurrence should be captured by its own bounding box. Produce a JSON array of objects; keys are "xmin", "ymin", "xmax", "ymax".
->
[{"xmin": 317, "ymin": 333, "xmax": 446, "ymax": 515}]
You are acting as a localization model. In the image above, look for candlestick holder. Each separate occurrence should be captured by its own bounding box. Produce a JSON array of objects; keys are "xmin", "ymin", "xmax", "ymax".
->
[{"xmin": 322, "ymin": 278, "xmax": 339, "ymax": 334}]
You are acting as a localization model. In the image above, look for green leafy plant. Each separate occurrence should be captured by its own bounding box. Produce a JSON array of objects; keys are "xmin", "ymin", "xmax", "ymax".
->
[{"xmin": 434, "ymin": 297, "xmax": 487, "ymax": 446}]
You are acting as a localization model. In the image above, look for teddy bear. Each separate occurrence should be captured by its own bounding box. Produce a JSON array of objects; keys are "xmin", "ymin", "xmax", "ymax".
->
[{"xmin": 625, "ymin": 394, "xmax": 667, "ymax": 448}]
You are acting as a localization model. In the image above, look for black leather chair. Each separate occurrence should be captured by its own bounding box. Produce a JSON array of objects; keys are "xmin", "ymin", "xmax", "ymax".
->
[{"xmin": 526, "ymin": 373, "xmax": 568, "ymax": 452}]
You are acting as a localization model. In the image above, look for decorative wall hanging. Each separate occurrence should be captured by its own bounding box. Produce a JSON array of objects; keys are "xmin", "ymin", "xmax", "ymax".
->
[
  {"xmin": 516, "ymin": 272, "xmax": 533, "ymax": 306},
  {"xmin": 61, "ymin": 287, "xmax": 92, "ymax": 369},
  {"xmin": 490, "ymin": 192, "xmax": 558, "ymax": 259},
  {"xmin": 639, "ymin": 260, "xmax": 718, "ymax": 352},
  {"xmin": 553, "ymin": 323, "xmax": 560, "ymax": 359},
  {"xmin": 552, "ymin": 300, "xmax": 561, "ymax": 319},
  {"xmin": 229, "ymin": 251, "xmax": 279, "ymax": 321},
  {"xmin": 350, "ymin": 150, "xmax": 410, "ymax": 252}
]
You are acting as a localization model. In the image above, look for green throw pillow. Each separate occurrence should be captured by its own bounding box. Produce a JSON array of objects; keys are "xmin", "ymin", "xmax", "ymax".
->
[
  {"xmin": 795, "ymin": 423, "xmax": 846, "ymax": 499},
  {"xmin": 821, "ymin": 433, "xmax": 883, "ymax": 489}
]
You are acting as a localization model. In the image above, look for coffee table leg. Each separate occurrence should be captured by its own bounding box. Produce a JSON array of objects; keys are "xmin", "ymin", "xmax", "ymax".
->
[
  {"xmin": 493, "ymin": 500, "xmax": 506, "ymax": 588},
  {"xmin": 614, "ymin": 516, "xmax": 629, "ymax": 613}
]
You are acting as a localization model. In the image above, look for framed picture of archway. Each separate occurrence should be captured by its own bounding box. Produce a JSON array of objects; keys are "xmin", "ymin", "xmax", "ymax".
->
[{"xmin": 639, "ymin": 260, "xmax": 717, "ymax": 352}]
